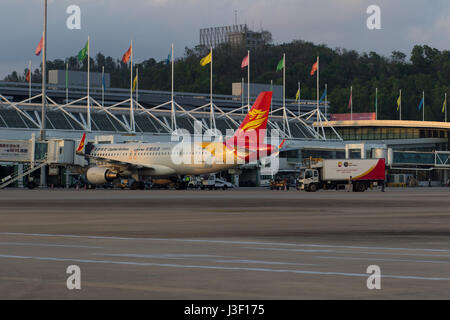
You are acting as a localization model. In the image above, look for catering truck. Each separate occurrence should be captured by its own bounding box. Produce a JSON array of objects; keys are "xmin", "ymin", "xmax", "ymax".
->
[{"xmin": 297, "ymin": 158, "xmax": 386, "ymax": 192}]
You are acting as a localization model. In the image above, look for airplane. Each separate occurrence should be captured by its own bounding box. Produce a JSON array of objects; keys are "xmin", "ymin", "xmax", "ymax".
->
[{"xmin": 75, "ymin": 91, "xmax": 284, "ymax": 189}]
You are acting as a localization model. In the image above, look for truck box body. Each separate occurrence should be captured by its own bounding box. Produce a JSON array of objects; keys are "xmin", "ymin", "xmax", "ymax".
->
[{"xmin": 320, "ymin": 159, "xmax": 385, "ymax": 182}]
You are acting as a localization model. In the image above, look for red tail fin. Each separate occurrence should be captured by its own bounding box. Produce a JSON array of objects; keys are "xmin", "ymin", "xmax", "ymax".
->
[
  {"xmin": 226, "ymin": 91, "xmax": 272, "ymax": 150},
  {"xmin": 76, "ymin": 133, "xmax": 86, "ymax": 155},
  {"xmin": 235, "ymin": 91, "xmax": 272, "ymax": 137}
]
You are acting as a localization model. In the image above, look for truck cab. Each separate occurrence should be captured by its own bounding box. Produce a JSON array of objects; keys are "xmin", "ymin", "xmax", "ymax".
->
[{"xmin": 297, "ymin": 168, "xmax": 320, "ymax": 192}]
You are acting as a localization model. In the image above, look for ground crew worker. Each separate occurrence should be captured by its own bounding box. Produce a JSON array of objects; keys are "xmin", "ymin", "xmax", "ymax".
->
[{"xmin": 347, "ymin": 176, "xmax": 353, "ymax": 192}]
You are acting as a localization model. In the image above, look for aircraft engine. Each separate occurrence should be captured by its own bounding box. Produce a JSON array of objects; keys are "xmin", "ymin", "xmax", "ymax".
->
[{"xmin": 86, "ymin": 167, "xmax": 119, "ymax": 184}]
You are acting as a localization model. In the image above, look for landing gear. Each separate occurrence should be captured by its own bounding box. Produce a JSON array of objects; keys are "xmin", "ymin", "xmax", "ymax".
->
[{"xmin": 131, "ymin": 181, "xmax": 145, "ymax": 190}]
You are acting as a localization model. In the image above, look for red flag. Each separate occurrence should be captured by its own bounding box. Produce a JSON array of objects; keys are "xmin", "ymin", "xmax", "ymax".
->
[
  {"xmin": 35, "ymin": 36, "xmax": 43, "ymax": 56},
  {"xmin": 25, "ymin": 70, "xmax": 31, "ymax": 82},
  {"xmin": 310, "ymin": 61, "xmax": 318, "ymax": 76},
  {"xmin": 241, "ymin": 54, "xmax": 249, "ymax": 69},
  {"xmin": 122, "ymin": 45, "xmax": 132, "ymax": 63}
]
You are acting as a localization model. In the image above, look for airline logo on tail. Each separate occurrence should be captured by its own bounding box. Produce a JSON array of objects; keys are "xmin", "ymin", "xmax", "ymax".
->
[
  {"xmin": 236, "ymin": 91, "xmax": 272, "ymax": 136},
  {"xmin": 241, "ymin": 109, "xmax": 268, "ymax": 132}
]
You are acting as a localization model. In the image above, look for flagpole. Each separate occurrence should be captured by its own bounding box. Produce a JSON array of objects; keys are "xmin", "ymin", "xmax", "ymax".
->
[
  {"xmin": 270, "ymin": 79, "xmax": 273, "ymax": 115},
  {"xmin": 171, "ymin": 43, "xmax": 174, "ymax": 102},
  {"xmin": 87, "ymin": 35, "xmax": 91, "ymax": 131},
  {"xmin": 210, "ymin": 47, "xmax": 214, "ymax": 130},
  {"xmin": 423, "ymin": 91, "xmax": 425, "ymax": 121},
  {"xmin": 171, "ymin": 43, "xmax": 176, "ymax": 131},
  {"xmin": 136, "ymin": 66, "xmax": 139, "ymax": 105},
  {"xmin": 210, "ymin": 47, "xmax": 213, "ymax": 107},
  {"xmin": 66, "ymin": 62, "xmax": 69, "ymax": 104},
  {"xmin": 350, "ymin": 86, "xmax": 353, "ymax": 121},
  {"xmin": 316, "ymin": 56, "xmax": 319, "ymax": 123},
  {"xmin": 241, "ymin": 77, "xmax": 244, "ymax": 114},
  {"xmin": 325, "ymin": 83, "xmax": 328, "ymax": 118},
  {"xmin": 130, "ymin": 39, "xmax": 135, "ymax": 133},
  {"xmin": 375, "ymin": 87, "xmax": 378, "ymax": 120},
  {"xmin": 247, "ymin": 50, "xmax": 250, "ymax": 111},
  {"xmin": 283, "ymin": 53, "xmax": 286, "ymax": 134},
  {"xmin": 400, "ymin": 89, "xmax": 402, "ymax": 121},
  {"xmin": 102, "ymin": 66, "xmax": 104, "ymax": 107},
  {"xmin": 40, "ymin": 0, "xmax": 47, "ymax": 141},
  {"xmin": 28, "ymin": 60, "xmax": 32, "ymax": 101},
  {"xmin": 446, "ymin": 93, "xmax": 448, "ymax": 123},
  {"xmin": 298, "ymin": 81, "xmax": 300, "ymax": 116}
]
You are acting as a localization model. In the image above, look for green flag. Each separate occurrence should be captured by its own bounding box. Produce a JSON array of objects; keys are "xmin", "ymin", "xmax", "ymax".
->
[
  {"xmin": 276, "ymin": 57, "xmax": 284, "ymax": 72},
  {"xmin": 77, "ymin": 40, "xmax": 89, "ymax": 62}
]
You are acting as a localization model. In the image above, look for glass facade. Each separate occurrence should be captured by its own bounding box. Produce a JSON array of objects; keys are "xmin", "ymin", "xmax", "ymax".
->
[
  {"xmin": 393, "ymin": 152, "xmax": 435, "ymax": 165},
  {"xmin": 325, "ymin": 127, "xmax": 448, "ymax": 141}
]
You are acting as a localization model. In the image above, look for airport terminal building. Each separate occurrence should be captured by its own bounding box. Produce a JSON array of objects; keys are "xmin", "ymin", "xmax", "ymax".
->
[{"xmin": 1, "ymin": 78, "xmax": 449, "ymax": 188}]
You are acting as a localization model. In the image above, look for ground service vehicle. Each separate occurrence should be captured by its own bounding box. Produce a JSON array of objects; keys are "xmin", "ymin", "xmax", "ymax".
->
[
  {"xmin": 297, "ymin": 159, "xmax": 386, "ymax": 192},
  {"xmin": 269, "ymin": 179, "xmax": 289, "ymax": 190},
  {"xmin": 200, "ymin": 174, "xmax": 235, "ymax": 190}
]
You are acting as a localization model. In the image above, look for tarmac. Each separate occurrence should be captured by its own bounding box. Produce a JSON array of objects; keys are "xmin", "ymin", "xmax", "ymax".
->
[{"xmin": 0, "ymin": 187, "xmax": 449, "ymax": 299}]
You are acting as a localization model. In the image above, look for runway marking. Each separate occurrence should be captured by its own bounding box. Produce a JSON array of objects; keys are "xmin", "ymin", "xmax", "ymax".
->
[
  {"xmin": 0, "ymin": 253, "xmax": 449, "ymax": 281},
  {"xmin": 94, "ymin": 253, "xmax": 235, "ymax": 260},
  {"xmin": 0, "ymin": 242, "xmax": 103, "ymax": 249},
  {"xmin": 94, "ymin": 254, "xmax": 315, "ymax": 266},
  {"xmin": 213, "ymin": 259, "xmax": 317, "ymax": 266},
  {"xmin": 316, "ymin": 256, "xmax": 450, "ymax": 265},
  {"xmin": 1, "ymin": 232, "xmax": 450, "ymax": 253},
  {"xmin": 253, "ymin": 247, "xmax": 450, "ymax": 258}
]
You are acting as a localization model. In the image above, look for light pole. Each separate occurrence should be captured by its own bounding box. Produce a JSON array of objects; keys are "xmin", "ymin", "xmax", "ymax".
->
[{"xmin": 40, "ymin": 0, "xmax": 47, "ymax": 141}]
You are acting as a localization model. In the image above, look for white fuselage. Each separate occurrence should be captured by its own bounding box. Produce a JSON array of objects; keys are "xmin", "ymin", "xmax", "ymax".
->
[{"xmin": 90, "ymin": 142, "xmax": 238, "ymax": 177}]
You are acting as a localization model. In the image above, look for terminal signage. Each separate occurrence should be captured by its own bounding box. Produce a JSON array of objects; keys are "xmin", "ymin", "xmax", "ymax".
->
[{"xmin": 0, "ymin": 140, "xmax": 31, "ymax": 162}]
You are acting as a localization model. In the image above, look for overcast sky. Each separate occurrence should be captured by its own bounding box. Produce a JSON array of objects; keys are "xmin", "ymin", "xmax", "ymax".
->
[{"xmin": 1, "ymin": 0, "xmax": 450, "ymax": 78}]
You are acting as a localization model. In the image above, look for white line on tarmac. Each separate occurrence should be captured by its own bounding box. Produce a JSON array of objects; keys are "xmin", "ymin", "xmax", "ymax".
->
[
  {"xmin": 0, "ymin": 254, "xmax": 449, "ymax": 281},
  {"xmin": 1, "ymin": 232, "xmax": 450, "ymax": 253},
  {"xmin": 316, "ymin": 256, "xmax": 450, "ymax": 265},
  {"xmin": 94, "ymin": 253, "xmax": 234, "ymax": 259},
  {"xmin": 213, "ymin": 259, "xmax": 317, "ymax": 266},
  {"xmin": 0, "ymin": 242, "xmax": 103, "ymax": 249},
  {"xmin": 253, "ymin": 247, "xmax": 450, "ymax": 258}
]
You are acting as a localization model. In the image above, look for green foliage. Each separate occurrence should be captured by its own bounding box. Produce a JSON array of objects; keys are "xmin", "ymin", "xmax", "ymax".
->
[{"xmin": 4, "ymin": 41, "xmax": 450, "ymax": 121}]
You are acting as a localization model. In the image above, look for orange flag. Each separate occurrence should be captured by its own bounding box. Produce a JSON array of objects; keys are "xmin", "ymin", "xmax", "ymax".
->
[
  {"xmin": 310, "ymin": 61, "xmax": 318, "ymax": 76},
  {"xmin": 35, "ymin": 36, "xmax": 43, "ymax": 56},
  {"xmin": 25, "ymin": 70, "xmax": 31, "ymax": 82},
  {"xmin": 122, "ymin": 45, "xmax": 132, "ymax": 63}
]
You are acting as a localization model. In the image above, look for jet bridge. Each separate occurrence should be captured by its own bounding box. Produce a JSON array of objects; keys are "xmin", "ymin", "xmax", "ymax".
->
[{"xmin": 0, "ymin": 135, "xmax": 86, "ymax": 188}]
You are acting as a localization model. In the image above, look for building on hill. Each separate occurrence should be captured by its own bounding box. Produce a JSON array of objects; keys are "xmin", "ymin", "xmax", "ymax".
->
[{"xmin": 199, "ymin": 24, "xmax": 270, "ymax": 49}]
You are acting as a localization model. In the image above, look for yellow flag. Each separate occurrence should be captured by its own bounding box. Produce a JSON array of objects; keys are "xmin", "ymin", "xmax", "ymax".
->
[
  {"xmin": 397, "ymin": 95, "xmax": 401, "ymax": 111},
  {"xmin": 443, "ymin": 98, "xmax": 447, "ymax": 113},
  {"xmin": 295, "ymin": 89, "xmax": 300, "ymax": 101},
  {"xmin": 200, "ymin": 52, "xmax": 212, "ymax": 66},
  {"xmin": 132, "ymin": 74, "xmax": 138, "ymax": 92}
]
